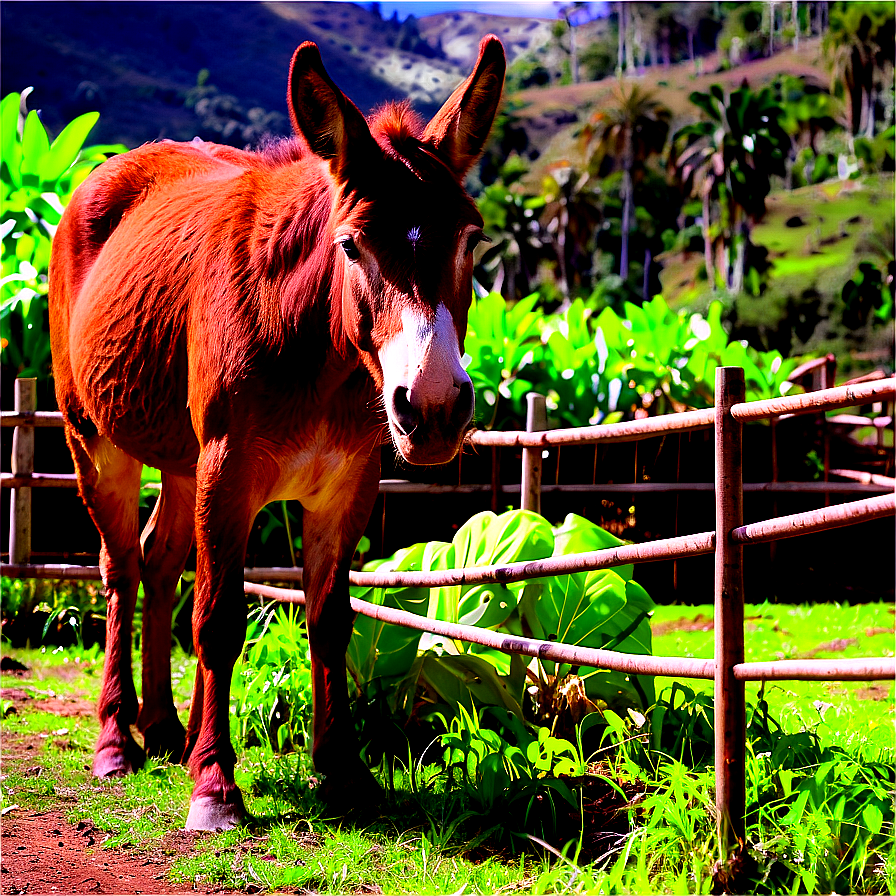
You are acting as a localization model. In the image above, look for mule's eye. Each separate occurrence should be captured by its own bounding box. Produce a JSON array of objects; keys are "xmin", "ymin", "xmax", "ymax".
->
[
  {"xmin": 339, "ymin": 236, "xmax": 360, "ymax": 262},
  {"xmin": 465, "ymin": 231, "xmax": 490, "ymax": 256}
]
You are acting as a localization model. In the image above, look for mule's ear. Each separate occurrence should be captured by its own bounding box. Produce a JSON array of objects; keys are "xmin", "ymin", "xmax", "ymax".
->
[
  {"xmin": 287, "ymin": 42, "xmax": 377, "ymax": 179},
  {"xmin": 422, "ymin": 35, "xmax": 505, "ymax": 179}
]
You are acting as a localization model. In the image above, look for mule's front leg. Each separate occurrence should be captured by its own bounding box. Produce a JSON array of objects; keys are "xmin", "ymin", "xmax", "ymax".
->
[
  {"xmin": 183, "ymin": 443, "xmax": 257, "ymax": 831},
  {"xmin": 303, "ymin": 450, "xmax": 382, "ymax": 813}
]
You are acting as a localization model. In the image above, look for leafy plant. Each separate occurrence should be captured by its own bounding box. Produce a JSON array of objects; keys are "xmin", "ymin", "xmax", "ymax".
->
[
  {"xmin": 348, "ymin": 509, "xmax": 656, "ymax": 747},
  {"xmin": 1, "ymin": 91, "xmax": 126, "ymax": 381},
  {"xmin": 464, "ymin": 291, "xmax": 810, "ymax": 430},
  {"xmin": 463, "ymin": 289, "xmax": 542, "ymax": 429},
  {"xmin": 230, "ymin": 603, "xmax": 314, "ymax": 756}
]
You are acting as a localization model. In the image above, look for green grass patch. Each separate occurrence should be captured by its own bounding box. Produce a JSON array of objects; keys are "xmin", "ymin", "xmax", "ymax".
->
[
  {"xmin": 2, "ymin": 602, "xmax": 893, "ymax": 894},
  {"xmin": 652, "ymin": 602, "xmax": 895, "ymax": 753}
]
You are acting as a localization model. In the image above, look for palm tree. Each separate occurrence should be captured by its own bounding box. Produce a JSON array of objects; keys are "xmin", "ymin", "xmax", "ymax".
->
[
  {"xmin": 539, "ymin": 163, "xmax": 603, "ymax": 302},
  {"xmin": 673, "ymin": 84, "xmax": 790, "ymax": 293},
  {"xmin": 775, "ymin": 74, "xmax": 841, "ymax": 186},
  {"xmin": 476, "ymin": 157, "xmax": 545, "ymax": 299},
  {"xmin": 558, "ymin": 2, "xmax": 591, "ymax": 84},
  {"xmin": 580, "ymin": 82, "xmax": 670, "ymax": 281},
  {"xmin": 823, "ymin": 2, "xmax": 895, "ymax": 138}
]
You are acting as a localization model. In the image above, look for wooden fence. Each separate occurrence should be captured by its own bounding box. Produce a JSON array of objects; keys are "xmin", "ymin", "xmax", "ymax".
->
[{"xmin": 2, "ymin": 369, "xmax": 895, "ymax": 860}]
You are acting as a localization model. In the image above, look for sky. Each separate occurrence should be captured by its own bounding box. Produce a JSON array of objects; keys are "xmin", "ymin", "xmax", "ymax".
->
[{"xmin": 367, "ymin": 1, "xmax": 564, "ymax": 20}]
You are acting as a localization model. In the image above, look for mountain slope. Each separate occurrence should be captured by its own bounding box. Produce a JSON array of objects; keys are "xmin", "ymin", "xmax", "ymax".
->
[
  {"xmin": 418, "ymin": 9, "xmax": 554, "ymax": 68},
  {"xmin": 1, "ymin": 1, "xmax": 478, "ymax": 146}
]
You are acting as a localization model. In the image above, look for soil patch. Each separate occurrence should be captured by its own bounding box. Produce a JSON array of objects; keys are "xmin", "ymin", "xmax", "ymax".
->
[
  {"xmin": 651, "ymin": 613, "xmax": 714, "ymax": 637},
  {"xmin": 864, "ymin": 626, "xmax": 895, "ymax": 638},
  {"xmin": 0, "ymin": 668, "xmax": 246, "ymax": 895},
  {"xmin": 1, "ymin": 688, "xmax": 95, "ymax": 720},
  {"xmin": 0, "ymin": 809, "xmax": 205, "ymax": 895},
  {"xmin": 800, "ymin": 638, "xmax": 859, "ymax": 658},
  {"xmin": 651, "ymin": 613, "xmax": 775, "ymax": 637}
]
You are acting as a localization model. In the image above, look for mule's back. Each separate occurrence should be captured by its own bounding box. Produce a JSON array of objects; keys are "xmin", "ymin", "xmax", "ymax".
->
[{"xmin": 49, "ymin": 141, "xmax": 259, "ymax": 471}]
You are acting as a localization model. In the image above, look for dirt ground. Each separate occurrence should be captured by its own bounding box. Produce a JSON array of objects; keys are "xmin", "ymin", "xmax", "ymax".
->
[
  {"xmin": 0, "ymin": 664, "xmax": 248, "ymax": 896},
  {"xmin": 1, "ymin": 808, "xmax": 203, "ymax": 895}
]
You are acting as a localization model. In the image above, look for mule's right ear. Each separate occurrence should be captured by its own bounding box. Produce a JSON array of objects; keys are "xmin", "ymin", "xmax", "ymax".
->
[{"xmin": 287, "ymin": 42, "xmax": 377, "ymax": 180}]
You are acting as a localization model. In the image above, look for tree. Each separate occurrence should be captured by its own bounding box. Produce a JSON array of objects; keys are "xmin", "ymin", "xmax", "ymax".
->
[
  {"xmin": 476, "ymin": 157, "xmax": 545, "ymax": 300},
  {"xmin": 775, "ymin": 74, "xmax": 841, "ymax": 186},
  {"xmin": 673, "ymin": 84, "xmax": 790, "ymax": 293},
  {"xmin": 580, "ymin": 82, "xmax": 670, "ymax": 281},
  {"xmin": 823, "ymin": 2, "xmax": 895, "ymax": 138},
  {"xmin": 539, "ymin": 164, "xmax": 603, "ymax": 302},
  {"xmin": 558, "ymin": 2, "xmax": 591, "ymax": 84}
]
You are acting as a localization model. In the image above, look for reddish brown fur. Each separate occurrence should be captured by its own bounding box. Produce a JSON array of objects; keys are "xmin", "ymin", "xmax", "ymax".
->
[{"xmin": 49, "ymin": 36, "xmax": 504, "ymax": 828}]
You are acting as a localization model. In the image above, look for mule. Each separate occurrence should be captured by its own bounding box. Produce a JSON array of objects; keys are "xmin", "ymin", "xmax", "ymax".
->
[{"xmin": 48, "ymin": 36, "xmax": 505, "ymax": 831}]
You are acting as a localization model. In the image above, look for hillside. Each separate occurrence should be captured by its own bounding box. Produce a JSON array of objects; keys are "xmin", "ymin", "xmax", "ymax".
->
[
  {"xmin": 0, "ymin": 2, "xmax": 461, "ymax": 146},
  {"xmin": 508, "ymin": 37, "xmax": 831, "ymax": 181},
  {"xmin": 417, "ymin": 9, "xmax": 554, "ymax": 68}
]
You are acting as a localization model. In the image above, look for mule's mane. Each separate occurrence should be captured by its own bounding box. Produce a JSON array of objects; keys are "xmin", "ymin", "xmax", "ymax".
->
[
  {"xmin": 258, "ymin": 135, "xmax": 310, "ymax": 167},
  {"xmin": 371, "ymin": 102, "xmax": 457, "ymax": 184}
]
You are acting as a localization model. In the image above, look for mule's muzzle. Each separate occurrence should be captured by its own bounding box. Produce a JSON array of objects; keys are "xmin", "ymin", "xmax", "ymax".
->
[{"xmin": 389, "ymin": 376, "xmax": 474, "ymax": 465}]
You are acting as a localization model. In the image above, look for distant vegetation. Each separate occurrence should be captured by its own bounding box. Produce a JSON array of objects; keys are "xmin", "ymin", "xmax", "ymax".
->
[{"xmin": 472, "ymin": 1, "xmax": 894, "ymax": 404}]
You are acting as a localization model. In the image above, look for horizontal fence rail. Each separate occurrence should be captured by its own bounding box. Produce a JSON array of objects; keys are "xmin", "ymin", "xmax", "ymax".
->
[
  {"xmin": 3, "ymin": 472, "xmax": 891, "ymax": 496},
  {"xmin": 242, "ymin": 582, "xmax": 894, "ymax": 684},
  {"xmin": 8, "ymin": 492, "xmax": 890, "ymax": 586},
  {"xmin": 730, "ymin": 377, "xmax": 895, "ymax": 421}
]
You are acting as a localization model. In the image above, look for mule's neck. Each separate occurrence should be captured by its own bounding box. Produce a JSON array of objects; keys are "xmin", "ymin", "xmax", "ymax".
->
[{"xmin": 255, "ymin": 158, "xmax": 360, "ymax": 382}]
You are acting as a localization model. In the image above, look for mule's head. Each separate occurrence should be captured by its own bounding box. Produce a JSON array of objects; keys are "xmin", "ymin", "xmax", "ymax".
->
[{"xmin": 287, "ymin": 36, "xmax": 505, "ymax": 464}]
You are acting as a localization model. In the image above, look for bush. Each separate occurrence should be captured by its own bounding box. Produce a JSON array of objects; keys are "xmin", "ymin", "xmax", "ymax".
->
[{"xmin": 1, "ymin": 91, "xmax": 126, "ymax": 383}]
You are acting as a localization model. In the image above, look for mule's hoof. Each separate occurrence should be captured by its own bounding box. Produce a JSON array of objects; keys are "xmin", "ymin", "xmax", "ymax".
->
[
  {"xmin": 141, "ymin": 717, "xmax": 187, "ymax": 762},
  {"xmin": 93, "ymin": 744, "xmax": 144, "ymax": 778},
  {"xmin": 318, "ymin": 764, "xmax": 381, "ymax": 815},
  {"xmin": 185, "ymin": 794, "xmax": 246, "ymax": 832}
]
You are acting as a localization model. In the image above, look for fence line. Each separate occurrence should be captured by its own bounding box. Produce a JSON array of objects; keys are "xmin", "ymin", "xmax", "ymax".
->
[
  {"xmin": 2, "ymin": 370, "xmax": 894, "ymax": 866},
  {"xmin": 9, "ymin": 491, "xmax": 891, "ymax": 586},
  {"xmin": 4, "ymin": 472, "xmax": 891, "ymax": 495}
]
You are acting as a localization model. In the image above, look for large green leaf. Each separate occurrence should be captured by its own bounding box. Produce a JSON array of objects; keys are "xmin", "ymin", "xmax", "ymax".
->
[
  {"xmin": 517, "ymin": 514, "xmax": 656, "ymax": 711},
  {"xmin": 40, "ymin": 111, "xmax": 99, "ymax": 183},
  {"xmin": 552, "ymin": 513, "xmax": 632, "ymax": 581},
  {"xmin": 426, "ymin": 510, "xmax": 553, "ymax": 631},
  {"xmin": 347, "ymin": 543, "xmax": 431, "ymax": 693},
  {"xmin": 419, "ymin": 653, "xmax": 524, "ymax": 718},
  {"xmin": 1, "ymin": 93, "xmax": 20, "ymax": 179},
  {"xmin": 20, "ymin": 111, "xmax": 49, "ymax": 180}
]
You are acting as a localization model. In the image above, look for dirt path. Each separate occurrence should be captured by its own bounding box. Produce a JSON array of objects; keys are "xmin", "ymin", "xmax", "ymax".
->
[
  {"xmin": 1, "ymin": 808, "xmax": 199, "ymax": 895},
  {"xmin": 0, "ymin": 664, "xmax": 245, "ymax": 896}
]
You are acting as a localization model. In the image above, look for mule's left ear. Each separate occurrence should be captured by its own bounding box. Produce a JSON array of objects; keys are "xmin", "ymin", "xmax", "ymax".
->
[
  {"xmin": 422, "ymin": 35, "xmax": 505, "ymax": 179},
  {"xmin": 287, "ymin": 41, "xmax": 378, "ymax": 180}
]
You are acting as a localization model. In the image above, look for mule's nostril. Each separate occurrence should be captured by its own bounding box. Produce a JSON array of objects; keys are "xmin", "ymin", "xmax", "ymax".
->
[
  {"xmin": 392, "ymin": 386, "xmax": 417, "ymax": 437},
  {"xmin": 454, "ymin": 379, "xmax": 474, "ymax": 426}
]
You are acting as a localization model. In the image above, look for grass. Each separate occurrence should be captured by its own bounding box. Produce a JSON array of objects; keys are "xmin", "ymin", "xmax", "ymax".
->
[
  {"xmin": 2, "ymin": 601, "xmax": 894, "ymax": 894},
  {"xmin": 652, "ymin": 601, "xmax": 895, "ymax": 752}
]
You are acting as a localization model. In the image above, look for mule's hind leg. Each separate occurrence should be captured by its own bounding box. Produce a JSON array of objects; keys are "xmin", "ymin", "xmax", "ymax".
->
[
  {"xmin": 137, "ymin": 473, "xmax": 196, "ymax": 760},
  {"xmin": 67, "ymin": 432, "xmax": 144, "ymax": 777}
]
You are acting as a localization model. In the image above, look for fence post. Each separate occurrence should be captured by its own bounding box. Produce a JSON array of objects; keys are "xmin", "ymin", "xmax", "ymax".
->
[
  {"xmin": 9, "ymin": 378, "xmax": 37, "ymax": 565},
  {"xmin": 714, "ymin": 366, "xmax": 746, "ymax": 857},
  {"xmin": 521, "ymin": 393, "xmax": 547, "ymax": 514}
]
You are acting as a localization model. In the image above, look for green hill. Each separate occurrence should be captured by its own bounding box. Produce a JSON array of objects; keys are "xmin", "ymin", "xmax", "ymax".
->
[
  {"xmin": 508, "ymin": 37, "xmax": 831, "ymax": 182},
  {"xmin": 1, "ymin": 2, "xmax": 570, "ymax": 148},
  {"xmin": 1, "ymin": 2, "xmax": 466, "ymax": 147}
]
